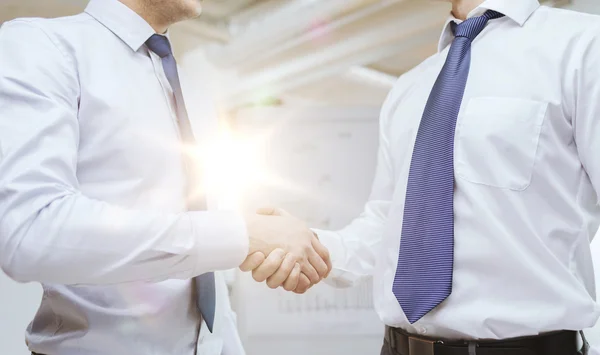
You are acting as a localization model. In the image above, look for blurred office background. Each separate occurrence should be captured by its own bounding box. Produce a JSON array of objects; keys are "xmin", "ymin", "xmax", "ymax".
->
[{"xmin": 1, "ymin": 0, "xmax": 600, "ymax": 354}]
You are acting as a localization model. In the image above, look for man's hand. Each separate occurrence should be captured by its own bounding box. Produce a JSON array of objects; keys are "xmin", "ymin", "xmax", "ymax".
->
[
  {"xmin": 239, "ymin": 208, "xmax": 332, "ymax": 293},
  {"xmin": 240, "ymin": 207, "xmax": 330, "ymax": 286}
]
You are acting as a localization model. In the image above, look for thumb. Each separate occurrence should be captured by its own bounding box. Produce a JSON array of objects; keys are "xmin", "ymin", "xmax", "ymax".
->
[
  {"xmin": 256, "ymin": 207, "xmax": 291, "ymax": 216},
  {"xmin": 256, "ymin": 207, "xmax": 276, "ymax": 215}
]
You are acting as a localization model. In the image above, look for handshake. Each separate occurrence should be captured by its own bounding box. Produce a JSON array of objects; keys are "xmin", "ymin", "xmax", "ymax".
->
[{"xmin": 239, "ymin": 207, "xmax": 332, "ymax": 294}]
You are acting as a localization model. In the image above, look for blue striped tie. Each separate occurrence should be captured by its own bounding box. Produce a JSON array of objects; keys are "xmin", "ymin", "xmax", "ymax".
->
[
  {"xmin": 393, "ymin": 11, "xmax": 504, "ymax": 324},
  {"xmin": 145, "ymin": 34, "xmax": 216, "ymax": 332}
]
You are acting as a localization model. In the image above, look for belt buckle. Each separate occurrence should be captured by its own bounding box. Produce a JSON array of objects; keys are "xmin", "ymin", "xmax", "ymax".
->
[{"xmin": 408, "ymin": 336, "xmax": 436, "ymax": 355}]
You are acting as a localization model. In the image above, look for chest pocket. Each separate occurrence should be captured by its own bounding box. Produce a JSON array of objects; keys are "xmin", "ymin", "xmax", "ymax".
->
[{"xmin": 455, "ymin": 97, "xmax": 548, "ymax": 191}]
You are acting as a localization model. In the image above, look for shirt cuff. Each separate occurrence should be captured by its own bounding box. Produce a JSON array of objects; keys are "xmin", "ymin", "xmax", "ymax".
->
[
  {"xmin": 312, "ymin": 228, "xmax": 358, "ymax": 288},
  {"xmin": 189, "ymin": 211, "xmax": 249, "ymax": 275},
  {"xmin": 313, "ymin": 229, "xmax": 344, "ymax": 265}
]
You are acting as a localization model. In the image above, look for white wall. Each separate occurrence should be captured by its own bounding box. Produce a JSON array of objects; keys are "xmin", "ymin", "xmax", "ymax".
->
[
  {"xmin": 231, "ymin": 106, "xmax": 384, "ymax": 355},
  {"xmin": 566, "ymin": 0, "xmax": 600, "ymax": 13},
  {"xmin": 0, "ymin": 276, "xmax": 41, "ymax": 354}
]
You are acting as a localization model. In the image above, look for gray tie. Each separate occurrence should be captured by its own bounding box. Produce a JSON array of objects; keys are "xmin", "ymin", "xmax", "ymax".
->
[{"xmin": 145, "ymin": 34, "xmax": 216, "ymax": 332}]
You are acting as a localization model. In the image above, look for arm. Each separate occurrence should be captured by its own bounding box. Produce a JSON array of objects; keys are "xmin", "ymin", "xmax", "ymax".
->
[
  {"xmin": 313, "ymin": 94, "xmax": 396, "ymax": 288},
  {"xmin": 0, "ymin": 20, "xmax": 248, "ymax": 285},
  {"xmin": 572, "ymin": 26, "xmax": 600, "ymax": 355},
  {"xmin": 573, "ymin": 26, "xmax": 600, "ymax": 211}
]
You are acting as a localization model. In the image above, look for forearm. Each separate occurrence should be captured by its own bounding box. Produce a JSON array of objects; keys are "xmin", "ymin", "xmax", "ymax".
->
[
  {"xmin": 0, "ymin": 191, "xmax": 248, "ymax": 285},
  {"xmin": 314, "ymin": 208, "xmax": 385, "ymax": 288}
]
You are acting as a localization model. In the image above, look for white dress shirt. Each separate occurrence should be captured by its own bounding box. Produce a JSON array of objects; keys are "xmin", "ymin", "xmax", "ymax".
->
[
  {"xmin": 0, "ymin": 0, "xmax": 248, "ymax": 354},
  {"xmin": 316, "ymin": 0, "xmax": 600, "ymax": 351}
]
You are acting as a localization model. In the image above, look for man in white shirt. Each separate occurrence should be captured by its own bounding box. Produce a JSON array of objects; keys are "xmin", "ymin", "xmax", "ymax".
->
[
  {"xmin": 0, "ymin": 0, "xmax": 332, "ymax": 354},
  {"xmin": 245, "ymin": 0, "xmax": 600, "ymax": 354}
]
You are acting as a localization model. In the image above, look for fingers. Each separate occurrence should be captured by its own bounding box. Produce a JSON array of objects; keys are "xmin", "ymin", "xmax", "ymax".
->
[
  {"xmin": 255, "ymin": 207, "xmax": 277, "ymax": 216},
  {"xmin": 239, "ymin": 252, "xmax": 266, "ymax": 272},
  {"xmin": 293, "ymin": 273, "xmax": 312, "ymax": 294},
  {"xmin": 307, "ymin": 247, "xmax": 328, "ymax": 280},
  {"xmin": 312, "ymin": 236, "xmax": 332, "ymax": 278},
  {"xmin": 252, "ymin": 249, "xmax": 286, "ymax": 282},
  {"xmin": 300, "ymin": 258, "xmax": 320, "ymax": 284},
  {"xmin": 282, "ymin": 263, "xmax": 301, "ymax": 291},
  {"xmin": 266, "ymin": 253, "xmax": 297, "ymax": 289},
  {"xmin": 248, "ymin": 208, "xmax": 328, "ymax": 288}
]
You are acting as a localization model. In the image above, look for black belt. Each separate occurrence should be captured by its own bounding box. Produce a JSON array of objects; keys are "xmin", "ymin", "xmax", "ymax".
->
[{"xmin": 385, "ymin": 326, "xmax": 578, "ymax": 355}]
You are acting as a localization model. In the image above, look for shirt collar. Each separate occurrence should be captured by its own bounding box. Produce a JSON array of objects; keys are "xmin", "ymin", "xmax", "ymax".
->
[
  {"xmin": 85, "ymin": 0, "xmax": 157, "ymax": 52},
  {"xmin": 437, "ymin": 0, "xmax": 540, "ymax": 52}
]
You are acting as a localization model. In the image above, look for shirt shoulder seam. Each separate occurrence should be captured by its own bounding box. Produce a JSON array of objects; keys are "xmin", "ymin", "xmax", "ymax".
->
[{"xmin": 8, "ymin": 19, "xmax": 73, "ymax": 64}]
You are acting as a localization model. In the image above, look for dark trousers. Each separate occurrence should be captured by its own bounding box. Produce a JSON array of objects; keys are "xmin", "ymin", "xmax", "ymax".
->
[
  {"xmin": 380, "ymin": 340, "xmax": 394, "ymax": 355},
  {"xmin": 380, "ymin": 339, "xmax": 583, "ymax": 355}
]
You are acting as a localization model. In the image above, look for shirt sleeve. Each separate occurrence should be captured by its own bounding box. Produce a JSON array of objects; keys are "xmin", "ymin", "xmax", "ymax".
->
[
  {"xmin": 313, "ymin": 82, "xmax": 402, "ymax": 288},
  {"xmin": 573, "ymin": 25, "xmax": 600, "ymax": 214},
  {"xmin": 571, "ymin": 26, "xmax": 600, "ymax": 353},
  {"xmin": 0, "ymin": 20, "xmax": 248, "ymax": 285}
]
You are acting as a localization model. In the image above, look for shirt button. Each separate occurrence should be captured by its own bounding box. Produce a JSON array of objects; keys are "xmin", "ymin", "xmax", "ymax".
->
[{"xmin": 418, "ymin": 326, "xmax": 427, "ymax": 335}]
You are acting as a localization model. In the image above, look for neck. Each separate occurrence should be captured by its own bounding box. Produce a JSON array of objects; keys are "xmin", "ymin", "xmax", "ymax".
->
[
  {"xmin": 451, "ymin": 0, "xmax": 485, "ymax": 20},
  {"xmin": 119, "ymin": 0, "xmax": 169, "ymax": 33}
]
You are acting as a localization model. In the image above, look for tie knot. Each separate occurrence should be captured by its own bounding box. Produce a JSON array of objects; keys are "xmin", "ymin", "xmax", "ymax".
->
[
  {"xmin": 145, "ymin": 34, "xmax": 172, "ymax": 58},
  {"xmin": 452, "ymin": 10, "xmax": 504, "ymax": 41}
]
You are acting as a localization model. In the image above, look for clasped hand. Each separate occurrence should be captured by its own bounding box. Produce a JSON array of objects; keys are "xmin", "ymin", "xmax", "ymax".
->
[{"xmin": 240, "ymin": 208, "xmax": 332, "ymax": 294}]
